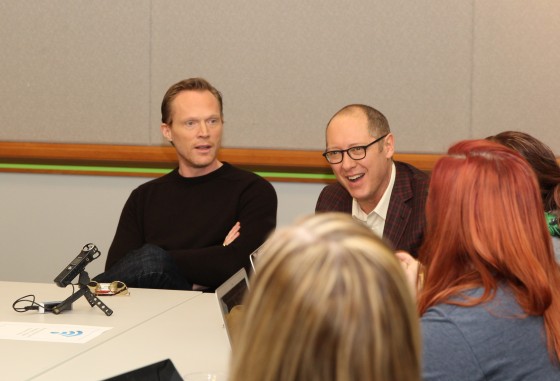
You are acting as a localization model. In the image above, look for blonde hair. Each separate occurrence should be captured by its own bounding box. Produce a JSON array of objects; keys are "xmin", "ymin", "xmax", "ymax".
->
[{"xmin": 229, "ymin": 212, "xmax": 421, "ymax": 381}]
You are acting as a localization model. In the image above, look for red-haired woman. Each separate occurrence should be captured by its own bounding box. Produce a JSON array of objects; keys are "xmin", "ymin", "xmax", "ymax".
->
[{"xmin": 398, "ymin": 140, "xmax": 560, "ymax": 380}]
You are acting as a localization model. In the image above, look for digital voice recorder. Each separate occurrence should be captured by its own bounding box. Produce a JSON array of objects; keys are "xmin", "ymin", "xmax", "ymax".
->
[{"xmin": 54, "ymin": 243, "xmax": 100, "ymax": 287}]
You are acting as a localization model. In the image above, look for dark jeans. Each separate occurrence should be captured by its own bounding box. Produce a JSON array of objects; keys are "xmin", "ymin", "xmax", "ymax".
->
[{"xmin": 92, "ymin": 244, "xmax": 193, "ymax": 290}]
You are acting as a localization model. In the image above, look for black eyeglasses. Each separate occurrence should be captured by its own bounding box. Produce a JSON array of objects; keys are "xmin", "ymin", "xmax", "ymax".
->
[{"xmin": 322, "ymin": 134, "xmax": 388, "ymax": 164}]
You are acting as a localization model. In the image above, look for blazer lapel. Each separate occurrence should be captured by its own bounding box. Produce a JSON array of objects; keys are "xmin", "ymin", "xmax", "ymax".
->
[{"xmin": 383, "ymin": 165, "xmax": 413, "ymax": 249}]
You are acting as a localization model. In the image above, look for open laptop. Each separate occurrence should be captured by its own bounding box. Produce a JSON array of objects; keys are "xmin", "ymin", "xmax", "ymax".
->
[
  {"xmin": 215, "ymin": 267, "xmax": 250, "ymax": 347},
  {"xmin": 249, "ymin": 245, "xmax": 263, "ymax": 274}
]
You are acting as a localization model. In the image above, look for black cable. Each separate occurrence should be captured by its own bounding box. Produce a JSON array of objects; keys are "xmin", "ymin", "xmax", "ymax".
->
[
  {"xmin": 12, "ymin": 283, "xmax": 78, "ymax": 313},
  {"xmin": 12, "ymin": 294, "xmax": 41, "ymax": 312}
]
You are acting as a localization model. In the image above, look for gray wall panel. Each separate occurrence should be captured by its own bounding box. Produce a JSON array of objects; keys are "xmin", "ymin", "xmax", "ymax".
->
[
  {"xmin": 151, "ymin": 0, "xmax": 473, "ymax": 152},
  {"xmin": 0, "ymin": 1, "xmax": 557, "ymax": 154},
  {"xmin": 472, "ymin": 1, "xmax": 560, "ymax": 150},
  {"xmin": 0, "ymin": 1, "xmax": 151, "ymax": 144}
]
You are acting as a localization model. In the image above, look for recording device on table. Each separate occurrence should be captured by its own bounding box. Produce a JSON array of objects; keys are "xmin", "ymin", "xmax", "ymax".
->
[
  {"xmin": 54, "ymin": 243, "xmax": 100, "ymax": 287},
  {"xmin": 51, "ymin": 243, "xmax": 113, "ymax": 316},
  {"xmin": 12, "ymin": 243, "xmax": 113, "ymax": 315}
]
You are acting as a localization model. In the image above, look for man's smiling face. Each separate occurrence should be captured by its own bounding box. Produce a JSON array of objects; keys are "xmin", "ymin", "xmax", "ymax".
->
[{"xmin": 326, "ymin": 109, "xmax": 394, "ymax": 214}]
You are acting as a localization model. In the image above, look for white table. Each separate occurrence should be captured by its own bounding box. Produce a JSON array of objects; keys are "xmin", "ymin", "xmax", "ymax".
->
[
  {"xmin": 34, "ymin": 293, "xmax": 231, "ymax": 380},
  {"xmin": 0, "ymin": 281, "xmax": 229, "ymax": 380}
]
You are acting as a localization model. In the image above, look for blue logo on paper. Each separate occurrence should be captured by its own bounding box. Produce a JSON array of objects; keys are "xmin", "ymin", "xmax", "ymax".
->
[{"xmin": 50, "ymin": 330, "xmax": 84, "ymax": 337}]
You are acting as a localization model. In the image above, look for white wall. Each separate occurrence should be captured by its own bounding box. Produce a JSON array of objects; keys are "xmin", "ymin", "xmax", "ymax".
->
[{"xmin": 0, "ymin": 172, "xmax": 323, "ymax": 283}]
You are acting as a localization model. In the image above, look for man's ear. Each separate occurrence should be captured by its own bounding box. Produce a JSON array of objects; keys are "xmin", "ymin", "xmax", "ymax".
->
[
  {"xmin": 160, "ymin": 123, "xmax": 172, "ymax": 142},
  {"xmin": 384, "ymin": 133, "xmax": 395, "ymax": 159}
]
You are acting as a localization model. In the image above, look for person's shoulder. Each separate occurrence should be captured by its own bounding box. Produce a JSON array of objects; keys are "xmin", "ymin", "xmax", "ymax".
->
[
  {"xmin": 130, "ymin": 169, "xmax": 180, "ymax": 194},
  {"xmin": 319, "ymin": 181, "xmax": 348, "ymax": 195},
  {"xmin": 424, "ymin": 286, "xmax": 522, "ymax": 323},
  {"xmin": 221, "ymin": 163, "xmax": 277, "ymax": 192},
  {"xmin": 394, "ymin": 161, "xmax": 429, "ymax": 182},
  {"xmin": 393, "ymin": 161, "xmax": 429, "ymax": 200},
  {"xmin": 422, "ymin": 300, "xmax": 461, "ymax": 322},
  {"xmin": 137, "ymin": 168, "xmax": 179, "ymax": 187},
  {"xmin": 222, "ymin": 163, "xmax": 267, "ymax": 182},
  {"xmin": 316, "ymin": 182, "xmax": 351, "ymax": 212},
  {"xmin": 223, "ymin": 163, "xmax": 262, "ymax": 179},
  {"xmin": 317, "ymin": 182, "xmax": 350, "ymax": 202},
  {"xmin": 423, "ymin": 288, "xmax": 482, "ymax": 317}
]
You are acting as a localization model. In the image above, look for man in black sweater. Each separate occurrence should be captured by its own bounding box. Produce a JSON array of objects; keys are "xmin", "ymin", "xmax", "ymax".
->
[{"xmin": 94, "ymin": 78, "xmax": 277, "ymax": 291}]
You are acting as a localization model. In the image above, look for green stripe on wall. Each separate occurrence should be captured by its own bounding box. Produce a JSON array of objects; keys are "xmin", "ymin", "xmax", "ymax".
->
[
  {"xmin": 256, "ymin": 172, "xmax": 335, "ymax": 180},
  {"xmin": 0, "ymin": 163, "xmax": 335, "ymax": 181},
  {"xmin": 0, "ymin": 163, "xmax": 170, "ymax": 174}
]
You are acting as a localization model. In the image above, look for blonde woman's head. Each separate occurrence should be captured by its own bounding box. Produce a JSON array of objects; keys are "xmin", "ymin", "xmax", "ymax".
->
[{"xmin": 229, "ymin": 212, "xmax": 420, "ymax": 381}]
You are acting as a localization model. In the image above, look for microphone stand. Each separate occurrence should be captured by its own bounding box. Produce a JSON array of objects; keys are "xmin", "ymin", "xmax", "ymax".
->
[{"xmin": 52, "ymin": 271, "xmax": 113, "ymax": 316}]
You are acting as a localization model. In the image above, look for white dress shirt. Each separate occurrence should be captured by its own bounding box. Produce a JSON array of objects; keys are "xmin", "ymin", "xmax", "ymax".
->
[{"xmin": 352, "ymin": 162, "xmax": 396, "ymax": 238}]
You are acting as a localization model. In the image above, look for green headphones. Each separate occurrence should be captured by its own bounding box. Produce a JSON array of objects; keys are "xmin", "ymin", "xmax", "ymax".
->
[{"xmin": 546, "ymin": 211, "xmax": 560, "ymax": 237}]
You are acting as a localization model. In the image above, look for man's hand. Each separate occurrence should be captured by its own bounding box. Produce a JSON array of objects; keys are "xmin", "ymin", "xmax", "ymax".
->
[{"xmin": 223, "ymin": 221, "xmax": 241, "ymax": 247}]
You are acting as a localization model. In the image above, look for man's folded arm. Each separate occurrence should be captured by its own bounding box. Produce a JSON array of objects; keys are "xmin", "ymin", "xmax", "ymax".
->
[{"xmin": 169, "ymin": 180, "xmax": 278, "ymax": 288}]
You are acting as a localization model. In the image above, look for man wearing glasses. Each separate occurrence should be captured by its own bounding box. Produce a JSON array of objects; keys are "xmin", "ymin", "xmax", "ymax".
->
[{"xmin": 316, "ymin": 104, "xmax": 428, "ymax": 257}]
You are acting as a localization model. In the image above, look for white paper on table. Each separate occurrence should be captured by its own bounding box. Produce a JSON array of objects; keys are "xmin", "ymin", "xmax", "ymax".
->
[{"xmin": 0, "ymin": 321, "xmax": 112, "ymax": 344}]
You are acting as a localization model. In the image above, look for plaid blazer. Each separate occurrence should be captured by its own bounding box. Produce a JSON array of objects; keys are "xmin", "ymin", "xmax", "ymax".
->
[{"xmin": 315, "ymin": 161, "xmax": 429, "ymax": 257}]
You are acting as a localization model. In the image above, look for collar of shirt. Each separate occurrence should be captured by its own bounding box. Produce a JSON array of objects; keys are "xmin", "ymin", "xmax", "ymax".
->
[{"xmin": 352, "ymin": 162, "xmax": 396, "ymax": 237}]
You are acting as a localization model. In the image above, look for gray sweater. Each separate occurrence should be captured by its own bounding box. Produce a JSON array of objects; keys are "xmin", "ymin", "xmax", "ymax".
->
[{"xmin": 421, "ymin": 286, "xmax": 560, "ymax": 380}]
